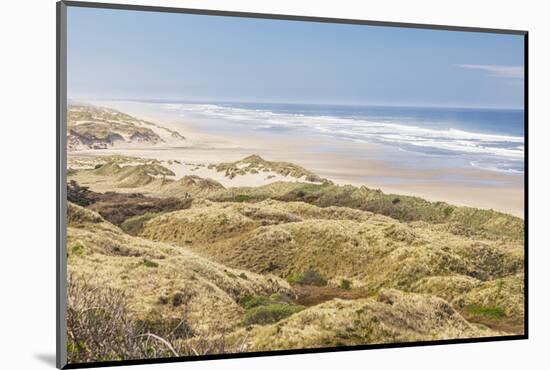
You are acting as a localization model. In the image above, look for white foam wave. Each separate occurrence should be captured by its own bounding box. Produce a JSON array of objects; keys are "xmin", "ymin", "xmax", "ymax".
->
[{"xmin": 163, "ymin": 103, "xmax": 525, "ymax": 164}]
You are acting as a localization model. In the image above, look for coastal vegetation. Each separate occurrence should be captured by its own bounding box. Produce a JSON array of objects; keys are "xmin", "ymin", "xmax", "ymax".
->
[{"xmin": 65, "ymin": 106, "xmax": 524, "ymax": 363}]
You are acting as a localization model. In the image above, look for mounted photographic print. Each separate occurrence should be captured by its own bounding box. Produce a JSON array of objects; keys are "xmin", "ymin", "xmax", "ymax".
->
[{"xmin": 57, "ymin": 1, "xmax": 528, "ymax": 368}]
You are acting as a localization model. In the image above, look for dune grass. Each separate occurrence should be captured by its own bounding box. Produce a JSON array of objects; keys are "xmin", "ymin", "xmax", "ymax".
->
[
  {"xmin": 209, "ymin": 181, "xmax": 524, "ymax": 241},
  {"xmin": 65, "ymin": 152, "xmax": 525, "ymax": 356}
]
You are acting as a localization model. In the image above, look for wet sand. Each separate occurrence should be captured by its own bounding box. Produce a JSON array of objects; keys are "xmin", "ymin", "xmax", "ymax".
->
[{"xmin": 78, "ymin": 100, "xmax": 524, "ymax": 217}]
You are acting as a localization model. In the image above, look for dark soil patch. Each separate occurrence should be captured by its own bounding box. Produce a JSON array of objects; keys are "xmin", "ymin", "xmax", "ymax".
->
[
  {"xmin": 462, "ymin": 312, "xmax": 524, "ymax": 335},
  {"xmin": 67, "ymin": 180, "xmax": 191, "ymax": 226},
  {"xmin": 293, "ymin": 285, "xmax": 370, "ymax": 307}
]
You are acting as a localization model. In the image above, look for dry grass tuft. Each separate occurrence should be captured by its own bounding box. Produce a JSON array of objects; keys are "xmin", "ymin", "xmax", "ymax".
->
[{"xmin": 67, "ymin": 275, "xmax": 249, "ymax": 364}]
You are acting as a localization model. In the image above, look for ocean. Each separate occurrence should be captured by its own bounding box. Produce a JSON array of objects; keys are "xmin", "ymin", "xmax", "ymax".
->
[{"xmin": 158, "ymin": 101, "xmax": 525, "ymax": 175}]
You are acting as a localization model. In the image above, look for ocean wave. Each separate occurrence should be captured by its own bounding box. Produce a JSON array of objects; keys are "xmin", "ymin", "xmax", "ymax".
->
[
  {"xmin": 162, "ymin": 103, "xmax": 524, "ymax": 172},
  {"xmin": 469, "ymin": 161, "xmax": 524, "ymax": 174}
]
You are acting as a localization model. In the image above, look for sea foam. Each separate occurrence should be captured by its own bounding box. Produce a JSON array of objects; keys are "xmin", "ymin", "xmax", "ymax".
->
[{"xmin": 161, "ymin": 103, "xmax": 524, "ymax": 174}]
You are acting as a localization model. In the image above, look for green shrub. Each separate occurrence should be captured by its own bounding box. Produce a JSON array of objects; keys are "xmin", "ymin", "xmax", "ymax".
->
[
  {"xmin": 238, "ymin": 272, "xmax": 248, "ymax": 280},
  {"xmin": 286, "ymin": 274, "xmax": 300, "ymax": 285},
  {"xmin": 466, "ymin": 305, "xmax": 506, "ymax": 320},
  {"xmin": 244, "ymin": 304, "xmax": 304, "ymax": 325},
  {"xmin": 70, "ymin": 243, "xmax": 85, "ymax": 256},
  {"xmin": 234, "ymin": 195, "xmax": 252, "ymax": 202},
  {"xmin": 120, "ymin": 212, "xmax": 159, "ymax": 236},
  {"xmin": 240, "ymin": 295, "xmax": 272, "ymax": 309},
  {"xmin": 339, "ymin": 279, "xmax": 352, "ymax": 290},
  {"xmin": 143, "ymin": 258, "xmax": 159, "ymax": 268},
  {"xmin": 287, "ymin": 269, "xmax": 328, "ymax": 286}
]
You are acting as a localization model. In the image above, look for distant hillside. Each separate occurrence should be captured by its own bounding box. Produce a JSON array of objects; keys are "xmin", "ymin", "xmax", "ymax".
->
[{"xmin": 68, "ymin": 105, "xmax": 185, "ymax": 150}]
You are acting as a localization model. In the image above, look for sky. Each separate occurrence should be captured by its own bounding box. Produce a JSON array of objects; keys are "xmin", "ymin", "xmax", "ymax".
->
[{"xmin": 67, "ymin": 6, "xmax": 525, "ymax": 109}]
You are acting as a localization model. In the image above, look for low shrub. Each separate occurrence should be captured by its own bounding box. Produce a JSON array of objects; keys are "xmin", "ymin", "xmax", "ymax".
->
[
  {"xmin": 465, "ymin": 305, "xmax": 506, "ymax": 320},
  {"xmin": 66, "ymin": 181, "xmax": 191, "ymax": 226},
  {"xmin": 287, "ymin": 269, "xmax": 328, "ymax": 286},
  {"xmin": 70, "ymin": 243, "xmax": 85, "ymax": 256},
  {"xmin": 234, "ymin": 195, "xmax": 252, "ymax": 202},
  {"xmin": 143, "ymin": 258, "xmax": 159, "ymax": 268},
  {"xmin": 239, "ymin": 295, "xmax": 272, "ymax": 309},
  {"xmin": 244, "ymin": 304, "xmax": 304, "ymax": 325},
  {"xmin": 67, "ymin": 181, "xmax": 94, "ymax": 207},
  {"xmin": 339, "ymin": 279, "xmax": 352, "ymax": 290},
  {"xmin": 120, "ymin": 212, "xmax": 159, "ymax": 236}
]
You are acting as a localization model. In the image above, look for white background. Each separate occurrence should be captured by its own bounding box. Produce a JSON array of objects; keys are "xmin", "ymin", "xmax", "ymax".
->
[{"xmin": 1, "ymin": 0, "xmax": 547, "ymax": 368}]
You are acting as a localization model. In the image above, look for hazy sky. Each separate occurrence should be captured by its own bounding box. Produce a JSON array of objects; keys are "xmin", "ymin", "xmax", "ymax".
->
[{"xmin": 67, "ymin": 6, "xmax": 525, "ymax": 108}]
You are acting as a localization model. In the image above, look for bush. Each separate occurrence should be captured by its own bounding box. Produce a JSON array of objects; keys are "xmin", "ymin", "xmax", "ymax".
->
[
  {"xmin": 70, "ymin": 243, "xmax": 85, "ymax": 256},
  {"xmin": 240, "ymin": 294, "xmax": 302, "ymax": 325},
  {"xmin": 239, "ymin": 295, "xmax": 272, "ymax": 309},
  {"xmin": 339, "ymin": 279, "xmax": 352, "ymax": 290},
  {"xmin": 234, "ymin": 195, "xmax": 252, "ymax": 202},
  {"xmin": 89, "ymin": 194, "xmax": 190, "ymax": 226},
  {"xmin": 465, "ymin": 305, "xmax": 506, "ymax": 320},
  {"xmin": 67, "ymin": 181, "xmax": 94, "ymax": 207},
  {"xmin": 143, "ymin": 258, "xmax": 159, "ymax": 268},
  {"xmin": 287, "ymin": 269, "xmax": 328, "ymax": 286},
  {"xmin": 244, "ymin": 304, "xmax": 304, "ymax": 325},
  {"xmin": 120, "ymin": 212, "xmax": 159, "ymax": 236}
]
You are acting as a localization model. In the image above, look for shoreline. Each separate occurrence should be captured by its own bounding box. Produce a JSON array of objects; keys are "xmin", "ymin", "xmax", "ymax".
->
[{"xmin": 70, "ymin": 100, "xmax": 524, "ymax": 218}]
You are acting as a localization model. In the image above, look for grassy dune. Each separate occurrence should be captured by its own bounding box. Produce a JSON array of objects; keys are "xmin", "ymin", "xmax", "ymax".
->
[
  {"xmin": 68, "ymin": 105, "xmax": 185, "ymax": 150},
  {"xmin": 209, "ymin": 181, "xmax": 524, "ymax": 241},
  {"xmin": 66, "ymin": 152, "xmax": 525, "ymax": 362},
  {"xmin": 69, "ymin": 156, "xmax": 523, "ymax": 241},
  {"xmin": 208, "ymin": 154, "xmax": 331, "ymax": 184},
  {"xmin": 69, "ymin": 157, "xmax": 224, "ymax": 198},
  {"xmin": 67, "ymin": 203, "xmax": 293, "ymax": 335},
  {"xmin": 231, "ymin": 289, "xmax": 499, "ymax": 351},
  {"xmin": 138, "ymin": 200, "xmax": 523, "ymax": 315}
]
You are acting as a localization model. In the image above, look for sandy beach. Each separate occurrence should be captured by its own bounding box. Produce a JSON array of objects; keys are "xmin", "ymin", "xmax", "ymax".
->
[{"xmin": 71, "ymin": 100, "xmax": 524, "ymax": 217}]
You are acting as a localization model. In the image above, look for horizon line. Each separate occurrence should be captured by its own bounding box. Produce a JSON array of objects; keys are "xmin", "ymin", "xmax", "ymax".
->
[{"xmin": 68, "ymin": 96, "xmax": 525, "ymax": 111}]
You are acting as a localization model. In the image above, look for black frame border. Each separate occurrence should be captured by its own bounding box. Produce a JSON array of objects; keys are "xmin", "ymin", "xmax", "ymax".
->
[{"xmin": 56, "ymin": 1, "xmax": 529, "ymax": 369}]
